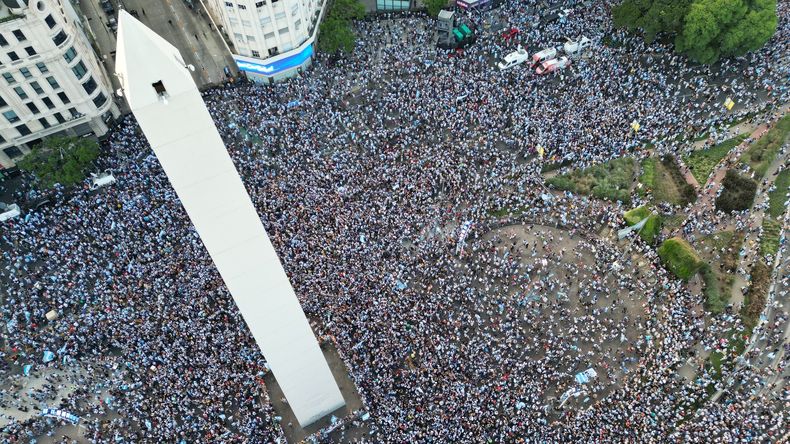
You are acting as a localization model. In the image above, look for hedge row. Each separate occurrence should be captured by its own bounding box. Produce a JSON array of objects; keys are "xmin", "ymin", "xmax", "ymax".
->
[
  {"xmin": 742, "ymin": 261, "xmax": 771, "ymax": 328},
  {"xmin": 715, "ymin": 170, "xmax": 757, "ymax": 213}
]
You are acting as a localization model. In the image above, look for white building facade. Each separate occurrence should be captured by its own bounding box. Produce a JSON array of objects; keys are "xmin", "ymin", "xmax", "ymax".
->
[
  {"xmin": 209, "ymin": 0, "xmax": 326, "ymax": 82},
  {"xmin": 0, "ymin": 0, "xmax": 119, "ymax": 169}
]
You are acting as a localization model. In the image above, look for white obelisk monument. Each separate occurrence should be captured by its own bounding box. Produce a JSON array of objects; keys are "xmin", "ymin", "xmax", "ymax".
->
[{"xmin": 114, "ymin": 11, "xmax": 344, "ymax": 426}]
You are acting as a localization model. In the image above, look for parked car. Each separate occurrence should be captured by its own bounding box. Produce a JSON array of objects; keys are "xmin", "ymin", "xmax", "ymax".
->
[
  {"xmin": 498, "ymin": 45, "xmax": 530, "ymax": 70},
  {"xmin": 501, "ymin": 27, "xmax": 519, "ymax": 41},
  {"xmin": 101, "ymin": 0, "xmax": 114, "ymax": 14},
  {"xmin": 536, "ymin": 57, "xmax": 570, "ymax": 75}
]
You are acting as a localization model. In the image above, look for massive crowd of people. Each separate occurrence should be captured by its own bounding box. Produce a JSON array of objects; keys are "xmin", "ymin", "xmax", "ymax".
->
[{"xmin": 0, "ymin": 0, "xmax": 788, "ymax": 442}]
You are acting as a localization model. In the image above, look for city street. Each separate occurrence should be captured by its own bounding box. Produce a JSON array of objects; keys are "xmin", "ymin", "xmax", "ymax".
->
[{"xmin": 77, "ymin": 0, "xmax": 236, "ymax": 95}]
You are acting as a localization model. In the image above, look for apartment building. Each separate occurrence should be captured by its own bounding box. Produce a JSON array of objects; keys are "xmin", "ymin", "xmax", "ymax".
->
[
  {"xmin": 0, "ymin": 0, "xmax": 119, "ymax": 168},
  {"xmin": 210, "ymin": 0, "xmax": 326, "ymax": 82}
]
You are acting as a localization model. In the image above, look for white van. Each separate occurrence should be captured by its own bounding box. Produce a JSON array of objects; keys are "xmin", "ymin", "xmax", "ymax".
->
[
  {"xmin": 90, "ymin": 170, "xmax": 116, "ymax": 190},
  {"xmin": 0, "ymin": 203, "xmax": 21, "ymax": 222},
  {"xmin": 531, "ymin": 47, "xmax": 557, "ymax": 66},
  {"xmin": 498, "ymin": 45, "xmax": 530, "ymax": 70},
  {"xmin": 563, "ymin": 36, "xmax": 591, "ymax": 57}
]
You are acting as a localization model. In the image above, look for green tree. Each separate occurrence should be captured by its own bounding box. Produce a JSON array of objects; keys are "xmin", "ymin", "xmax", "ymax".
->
[
  {"xmin": 613, "ymin": 0, "xmax": 777, "ymax": 63},
  {"xmin": 613, "ymin": 0, "xmax": 692, "ymax": 42},
  {"xmin": 318, "ymin": 0, "xmax": 364, "ymax": 55},
  {"xmin": 675, "ymin": 0, "xmax": 777, "ymax": 63},
  {"xmin": 17, "ymin": 136, "xmax": 100, "ymax": 188},
  {"xmin": 319, "ymin": 16, "xmax": 357, "ymax": 54},
  {"xmin": 424, "ymin": 0, "xmax": 447, "ymax": 17}
]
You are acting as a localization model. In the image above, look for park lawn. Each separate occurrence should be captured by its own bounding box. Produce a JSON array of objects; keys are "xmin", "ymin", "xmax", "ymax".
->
[
  {"xmin": 658, "ymin": 237, "xmax": 704, "ymax": 280},
  {"xmin": 637, "ymin": 158, "xmax": 655, "ymax": 197},
  {"xmin": 547, "ymin": 157, "xmax": 636, "ymax": 204},
  {"xmin": 742, "ymin": 114, "xmax": 790, "ymax": 177},
  {"xmin": 623, "ymin": 206, "xmax": 662, "ymax": 244},
  {"xmin": 760, "ymin": 218, "xmax": 781, "ymax": 257},
  {"xmin": 767, "ymin": 169, "xmax": 789, "ymax": 218},
  {"xmin": 695, "ymin": 231, "xmax": 744, "ymax": 312},
  {"xmin": 652, "ymin": 158, "xmax": 685, "ymax": 205},
  {"xmin": 683, "ymin": 134, "xmax": 747, "ymax": 185}
]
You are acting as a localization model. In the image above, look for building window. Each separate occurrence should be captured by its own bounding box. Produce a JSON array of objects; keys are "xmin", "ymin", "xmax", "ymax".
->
[
  {"xmin": 39, "ymin": 117, "xmax": 51, "ymax": 129},
  {"xmin": 0, "ymin": 95, "xmax": 6, "ymax": 107},
  {"xmin": 241, "ymin": 19, "xmax": 251, "ymax": 27},
  {"xmin": 42, "ymin": 97, "xmax": 55, "ymax": 109},
  {"xmin": 72, "ymin": 61, "xmax": 87, "ymax": 79},
  {"xmin": 69, "ymin": 107, "xmax": 80, "ymax": 118},
  {"xmin": 47, "ymin": 76, "xmax": 60, "ymax": 89},
  {"xmin": 234, "ymin": 33, "xmax": 244, "ymax": 41},
  {"xmin": 8, "ymin": 51, "xmax": 19, "ymax": 61},
  {"xmin": 268, "ymin": 47, "xmax": 277, "ymax": 56},
  {"xmin": 36, "ymin": 62, "xmax": 48, "ymax": 73},
  {"xmin": 251, "ymin": 50, "xmax": 260, "ymax": 57},
  {"xmin": 294, "ymin": 19, "xmax": 301, "ymax": 29},
  {"xmin": 52, "ymin": 31, "xmax": 67, "ymax": 46},
  {"xmin": 12, "ymin": 30, "xmax": 26, "ymax": 42},
  {"xmin": 260, "ymin": 16, "xmax": 271, "ymax": 25},
  {"xmin": 0, "ymin": 34, "xmax": 7, "ymax": 47},
  {"xmin": 24, "ymin": 46, "xmax": 36, "ymax": 56},
  {"xmin": 238, "ymin": 4, "xmax": 247, "ymax": 9},
  {"xmin": 255, "ymin": 0, "xmax": 264, "ymax": 6},
  {"xmin": 45, "ymin": 14, "xmax": 57, "ymax": 28},
  {"xmin": 278, "ymin": 27, "xmax": 288, "ymax": 34},
  {"xmin": 19, "ymin": 67, "xmax": 31, "ymax": 79},
  {"xmin": 16, "ymin": 124, "xmax": 31, "ymax": 136},
  {"xmin": 63, "ymin": 47, "xmax": 77, "ymax": 63},
  {"xmin": 274, "ymin": 11, "xmax": 285, "ymax": 19},
  {"xmin": 57, "ymin": 92, "xmax": 70, "ymax": 104},
  {"xmin": 54, "ymin": 112, "xmax": 65, "ymax": 124},
  {"xmin": 224, "ymin": 1, "xmax": 232, "ymax": 6},
  {"xmin": 3, "ymin": 73, "xmax": 16, "ymax": 84},
  {"xmin": 26, "ymin": 102, "xmax": 40, "ymax": 114},
  {"xmin": 30, "ymin": 81, "xmax": 44, "ymax": 95},
  {"xmin": 93, "ymin": 92, "xmax": 107, "ymax": 108},
  {"xmin": 3, "ymin": 110, "xmax": 19, "ymax": 123},
  {"xmin": 14, "ymin": 86, "xmax": 27, "ymax": 100},
  {"xmin": 82, "ymin": 77, "xmax": 97, "ymax": 95}
]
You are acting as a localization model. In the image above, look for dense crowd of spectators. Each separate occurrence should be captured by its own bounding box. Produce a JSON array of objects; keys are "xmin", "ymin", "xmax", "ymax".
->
[{"xmin": 0, "ymin": 0, "xmax": 787, "ymax": 442}]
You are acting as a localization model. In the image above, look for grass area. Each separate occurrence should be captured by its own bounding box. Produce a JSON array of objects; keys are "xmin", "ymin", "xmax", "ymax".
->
[
  {"xmin": 741, "ymin": 114, "xmax": 790, "ymax": 178},
  {"xmin": 623, "ymin": 206, "xmax": 661, "ymax": 244},
  {"xmin": 658, "ymin": 237, "xmax": 704, "ymax": 280},
  {"xmin": 696, "ymin": 231, "xmax": 743, "ymax": 313},
  {"xmin": 683, "ymin": 134, "xmax": 747, "ymax": 184},
  {"xmin": 653, "ymin": 156, "xmax": 697, "ymax": 206},
  {"xmin": 636, "ymin": 158, "xmax": 655, "ymax": 197},
  {"xmin": 767, "ymin": 169, "xmax": 789, "ymax": 218},
  {"xmin": 546, "ymin": 157, "xmax": 636, "ymax": 204},
  {"xmin": 760, "ymin": 218, "xmax": 781, "ymax": 257}
]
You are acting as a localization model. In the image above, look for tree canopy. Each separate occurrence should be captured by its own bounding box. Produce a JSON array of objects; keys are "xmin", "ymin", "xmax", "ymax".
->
[
  {"xmin": 17, "ymin": 136, "xmax": 100, "ymax": 188},
  {"xmin": 424, "ymin": 0, "xmax": 447, "ymax": 17},
  {"xmin": 612, "ymin": 0, "xmax": 777, "ymax": 63},
  {"xmin": 318, "ymin": 0, "xmax": 365, "ymax": 55}
]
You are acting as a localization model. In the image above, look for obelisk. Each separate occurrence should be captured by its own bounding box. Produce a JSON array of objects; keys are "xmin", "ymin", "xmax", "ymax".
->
[{"xmin": 114, "ymin": 11, "xmax": 344, "ymax": 426}]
